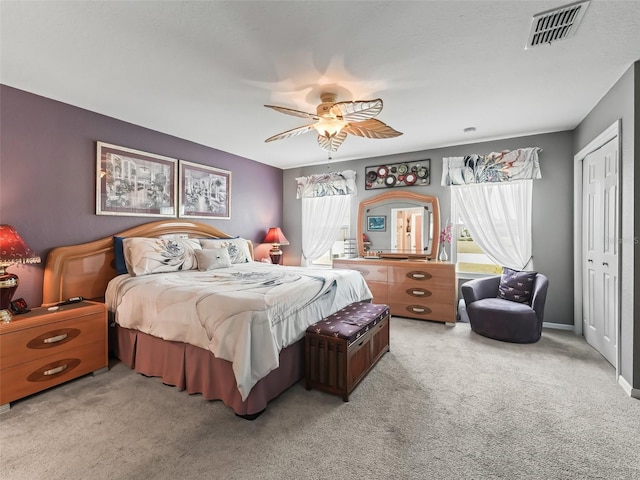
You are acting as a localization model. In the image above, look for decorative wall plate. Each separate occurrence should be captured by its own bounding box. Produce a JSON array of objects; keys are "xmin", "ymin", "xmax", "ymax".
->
[{"xmin": 365, "ymin": 159, "xmax": 430, "ymax": 190}]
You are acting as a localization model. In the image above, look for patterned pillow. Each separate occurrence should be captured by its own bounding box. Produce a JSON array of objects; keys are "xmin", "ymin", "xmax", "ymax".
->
[
  {"xmin": 498, "ymin": 267, "xmax": 537, "ymax": 304},
  {"xmin": 123, "ymin": 237, "xmax": 201, "ymax": 276},
  {"xmin": 199, "ymin": 238, "xmax": 252, "ymax": 264},
  {"xmin": 195, "ymin": 248, "xmax": 232, "ymax": 271}
]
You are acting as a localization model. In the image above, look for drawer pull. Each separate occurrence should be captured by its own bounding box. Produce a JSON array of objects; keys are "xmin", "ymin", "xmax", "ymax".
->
[
  {"xmin": 44, "ymin": 365, "xmax": 67, "ymax": 376},
  {"xmin": 406, "ymin": 271, "xmax": 432, "ymax": 281},
  {"xmin": 28, "ymin": 328, "xmax": 81, "ymax": 349},
  {"xmin": 407, "ymin": 305, "xmax": 432, "ymax": 315},
  {"xmin": 406, "ymin": 288, "xmax": 432, "ymax": 298},
  {"xmin": 27, "ymin": 358, "xmax": 81, "ymax": 382},
  {"xmin": 44, "ymin": 333, "xmax": 68, "ymax": 344}
]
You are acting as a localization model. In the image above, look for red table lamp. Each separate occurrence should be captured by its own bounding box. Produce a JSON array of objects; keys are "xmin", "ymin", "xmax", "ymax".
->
[
  {"xmin": 263, "ymin": 227, "xmax": 289, "ymax": 265},
  {"xmin": 0, "ymin": 225, "xmax": 41, "ymax": 310}
]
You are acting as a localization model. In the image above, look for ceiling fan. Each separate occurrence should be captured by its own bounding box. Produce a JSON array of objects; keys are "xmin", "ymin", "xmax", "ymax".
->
[{"xmin": 264, "ymin": 92, "xmax": 402, "ymax": 152}]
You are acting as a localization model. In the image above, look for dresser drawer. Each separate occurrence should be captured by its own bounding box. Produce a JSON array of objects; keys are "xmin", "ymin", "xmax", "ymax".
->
[
  {"xmin": 389, "ymin": 265, "xmax": 454, "ymax": 285},
  {"xmin": 387, "ymin": 301, "xmax": 454, "ymax": 322},
  {"xmin": 0, "ymin": 340, "xmax": 106, "ymax": 405},
  {"xmin": 334, "ymin": 260, "xmax": 388, "ymax": 282},
  {"xmin": 367, "ymin": 281, "xmax": 388, "ymax": 304},
  {"xmin": 0, "ymin": 311, "xmax": 106, "ymax": 370},
  {"xmin": 389, "ymin": 283, "xmax": 455, "ymax": 303}
]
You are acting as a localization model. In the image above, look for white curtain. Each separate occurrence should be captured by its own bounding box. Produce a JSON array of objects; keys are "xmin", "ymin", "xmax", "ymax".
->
[
  {"xmin": 452, "ymin": 180, "xmax": 534, "ymax": 271},
  {"xmin": 301, "ymin": 195, "xmax": 350, "ymax": 267}
]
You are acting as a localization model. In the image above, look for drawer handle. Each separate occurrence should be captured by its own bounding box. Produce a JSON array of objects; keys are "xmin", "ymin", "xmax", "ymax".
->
[
  {"xmin": 44, "ymin": 333, "xmax": 68, "ymax": 344},
  {"xmin": 406, "ymin": 271, "xmax": 432, "ymax": 281},
  {"xmin": 406, "ymin": 288, "xmax": 432, "ymax": 298},
  {"xmin": 407, "ymin": 305, "xmax": 432, "ymax": 315},
  {"xmin": 43, "ymin": 365, "xmax": 67, "ymax": 376}
]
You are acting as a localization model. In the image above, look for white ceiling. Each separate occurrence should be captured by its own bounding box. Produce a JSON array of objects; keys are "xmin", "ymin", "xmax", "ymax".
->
[{"xmin": 2, "ymin": 1, "xmax": 639, "ymax": 170}]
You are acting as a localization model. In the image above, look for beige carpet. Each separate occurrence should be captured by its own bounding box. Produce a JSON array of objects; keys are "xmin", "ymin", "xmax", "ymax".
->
[{"xmin": 1, "ymin": 318, "xmax": 639, "ymax": 480}]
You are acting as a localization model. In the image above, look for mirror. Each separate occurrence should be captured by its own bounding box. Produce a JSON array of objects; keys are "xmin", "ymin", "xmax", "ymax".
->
[{"xmin": 357, "ymin": 191, "xmax": 441, "ymax": 259}]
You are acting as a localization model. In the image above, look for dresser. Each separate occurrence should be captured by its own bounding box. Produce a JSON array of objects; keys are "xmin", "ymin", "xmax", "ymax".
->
[
  {"xmin": 0, "ymin": 301, "xmax": 108, "ymax": 412},
  {"xmin": 333, "ymin": 258, "xmax": 456, "ymax": 324}
]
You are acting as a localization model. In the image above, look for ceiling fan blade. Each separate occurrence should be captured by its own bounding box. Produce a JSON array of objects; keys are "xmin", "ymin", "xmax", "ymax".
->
[
  {"xmin": 265, "ymin": 124, "xmax": 316, "ymax": 143},
  {"xmin": 331, "ymin": 99, "xmax": 383, "ymax": 122},
  {"xmin": 264, "ymin": 105, "xmax": 320, "ymax": 120},
  {"xmin": 343, "ymin": 118, "xmax": 403, "ymax": 138},
  {"xmin": 317, "ymin": 131, "xmax": 347, "ymax": 152}
]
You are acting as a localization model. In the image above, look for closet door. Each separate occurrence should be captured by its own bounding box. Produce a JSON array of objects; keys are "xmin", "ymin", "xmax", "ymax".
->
[{"xmin": 582, "ymin": 137, "xmax": 619, "ymax": 366}]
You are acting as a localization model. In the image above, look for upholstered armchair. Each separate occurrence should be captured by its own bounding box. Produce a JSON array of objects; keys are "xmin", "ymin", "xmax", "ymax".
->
[{"xmin": 461, "ymin": 273, "xmax": 549, "ymax": 343}]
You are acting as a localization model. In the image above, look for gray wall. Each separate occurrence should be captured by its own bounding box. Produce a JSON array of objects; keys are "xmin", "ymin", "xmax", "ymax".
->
[
  {"xmin": 283, "ymin": 131, "xmax": 575, "ymax": 326},
  {"xmin": 0, "ymin": 85, "xmax": 284, "ymax": 306},
  {"xmin": 573, "ymin": 61, "xmax": 639, "ymax": 391}
]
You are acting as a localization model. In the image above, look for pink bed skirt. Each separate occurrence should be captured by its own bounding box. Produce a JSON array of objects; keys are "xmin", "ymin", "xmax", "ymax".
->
[{"xmin": 111, "ymin": 325, "xmax": 304, "ymax": 416}]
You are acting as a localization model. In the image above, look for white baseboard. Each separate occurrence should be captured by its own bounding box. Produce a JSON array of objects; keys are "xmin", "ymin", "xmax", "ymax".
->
[
  {"xmin": 618, "ymin": 375, "xmax": 640, "ymax": 400},
  {"xmin": 542, "ymin": 322, "xmax": 574, "ymax": 331}
]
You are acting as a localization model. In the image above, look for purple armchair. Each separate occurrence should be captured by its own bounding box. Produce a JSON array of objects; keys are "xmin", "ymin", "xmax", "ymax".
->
[{"xmin": 461, "ymin": 273, "xmax": 549, "ymax": 343}]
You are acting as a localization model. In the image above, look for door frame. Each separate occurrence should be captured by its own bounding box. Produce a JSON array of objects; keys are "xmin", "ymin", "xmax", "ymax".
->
[{"xmin": 573, "ymin": 119, "xmax": 621, "ymax": 375}]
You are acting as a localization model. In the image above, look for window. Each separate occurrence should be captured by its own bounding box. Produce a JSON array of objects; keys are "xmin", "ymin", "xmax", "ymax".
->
[
  {"xmin": 451, "ymin": 197, "xmax": 501, "ymax": 276},
  {"xmin": 311, "ymin": 209, "xmax": 351, "ymax": 266}
]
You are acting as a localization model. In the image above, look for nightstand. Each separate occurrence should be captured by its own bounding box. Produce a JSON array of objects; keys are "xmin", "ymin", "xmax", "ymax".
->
[{"xmin": 0, "ymin": 301, "xmax": 108, "ymax": 413}]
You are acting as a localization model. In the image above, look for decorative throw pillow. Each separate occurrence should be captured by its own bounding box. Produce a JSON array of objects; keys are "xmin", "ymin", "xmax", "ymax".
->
[
  {"xmin": 195, "ymin": 248, "xmax": 232, "ymax": 271},
  {"xmin": 199, "ymin": 238, "xmax": 252, "ymax": 264},
  {"xmin": 123, "ymin": 237, "xmax": 201, "ymax": 276},
  {"xmin": 113, "ymin": 236, "xmax": 128, "ymax": 275},
  {"xmin": 498, "ymin": 267, "xmax": 537, "ymax": 304}
]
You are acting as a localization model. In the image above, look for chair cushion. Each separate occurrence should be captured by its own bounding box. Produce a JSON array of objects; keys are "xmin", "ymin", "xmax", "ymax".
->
[
  {"xmin": 471, "ymin": 297, "xmax": 535, "ymax": 315},
  {"xmin": 467, "ymin": 297, "xmax": 541, "ymax": 343},
  {"xmin": 498, "ymin": 267, "xmax": 537, "ymax": 304}
]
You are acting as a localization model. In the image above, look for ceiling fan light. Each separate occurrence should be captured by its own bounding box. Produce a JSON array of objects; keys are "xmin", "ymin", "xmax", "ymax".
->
[{"xmin": 313, "ymin": 117, "xmax": 348, "ymax": 137}]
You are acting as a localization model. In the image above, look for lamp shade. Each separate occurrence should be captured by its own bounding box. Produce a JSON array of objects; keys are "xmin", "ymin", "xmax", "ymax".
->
[
  {"xmin": 263, "ymin": 227, "xmax": 289, "ymax": 246},
  {"xmin": 0, "ymin": 225, "xmax": 41, "ymax": 266}
]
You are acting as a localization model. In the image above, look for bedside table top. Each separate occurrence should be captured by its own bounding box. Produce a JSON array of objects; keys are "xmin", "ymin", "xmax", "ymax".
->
[{"xmin": 0, "ymin": 301, "xmax": 106, "ymax": 334}]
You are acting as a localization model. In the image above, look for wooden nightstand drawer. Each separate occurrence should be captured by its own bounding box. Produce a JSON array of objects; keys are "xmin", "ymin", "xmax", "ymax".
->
[
  {"xmin": 0, "ymin": 301, "xmax": 107, "ymax": 411},
  {"xmin": 0, "ymin": 311, "xmax": 105, "ymax": 369},
  {"xmin": 0, "ymin": 340, "xmax": 106, "ymax": 405}
]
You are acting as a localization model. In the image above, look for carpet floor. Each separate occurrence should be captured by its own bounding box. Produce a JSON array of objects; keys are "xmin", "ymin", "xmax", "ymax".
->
[{"xmin": 1, "ymin": 318, "xmax": 639, "ymax": 480}]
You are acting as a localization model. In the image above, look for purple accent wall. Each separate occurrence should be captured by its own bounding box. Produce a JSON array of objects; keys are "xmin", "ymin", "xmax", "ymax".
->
[{"xmin": 0, "ymin": 85, "xmax": 283, "ymax": 306}]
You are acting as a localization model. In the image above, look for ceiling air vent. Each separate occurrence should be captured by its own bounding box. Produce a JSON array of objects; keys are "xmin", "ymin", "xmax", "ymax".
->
[{"xmin": 526, "ymin": 0, "xmax": 590, "ymax": 49}]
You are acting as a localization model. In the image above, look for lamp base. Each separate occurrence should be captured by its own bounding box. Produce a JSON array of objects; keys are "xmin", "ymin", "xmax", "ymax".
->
[
  {"xmin": 0, "ymin": 272, "xmax": 18, "ymax": 310},
  {"xmin": 269, "ymin": 246, "xmax": 283, "ymax": 265}
]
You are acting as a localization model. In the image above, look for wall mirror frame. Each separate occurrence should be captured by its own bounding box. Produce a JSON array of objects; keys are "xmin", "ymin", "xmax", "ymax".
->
[{"xmin": 357, "ymin": 191, "xmax": 441, "ymax": 259}]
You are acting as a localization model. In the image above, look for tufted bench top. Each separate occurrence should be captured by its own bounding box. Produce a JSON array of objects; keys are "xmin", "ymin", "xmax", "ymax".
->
[{"xmin": 306, "ymin": 302, "xmax": 390, "ymax": 345}]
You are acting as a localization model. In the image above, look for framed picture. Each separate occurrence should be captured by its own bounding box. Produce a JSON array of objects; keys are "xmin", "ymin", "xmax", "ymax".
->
[
  {"xmin": 367, "ymin": 215, "xmax": 386, "ymax": 232},
  {"xmin": 96, "ymin": 142, "xmax": 177, "ymax": 217},
  {"xmin": 179, "ymin": 160, "xmax": 231, "ymax": 219}
]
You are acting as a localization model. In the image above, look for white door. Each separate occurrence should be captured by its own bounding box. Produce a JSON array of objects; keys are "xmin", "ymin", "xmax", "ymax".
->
[{"xmin": 582, "ymin": 137, "xmax": 619, "ymax": 366}]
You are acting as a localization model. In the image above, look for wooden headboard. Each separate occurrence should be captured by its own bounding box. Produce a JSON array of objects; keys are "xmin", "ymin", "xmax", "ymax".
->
[{"xmin": 42, "ymin": 220, "xmax": 254, "ymax": 305}]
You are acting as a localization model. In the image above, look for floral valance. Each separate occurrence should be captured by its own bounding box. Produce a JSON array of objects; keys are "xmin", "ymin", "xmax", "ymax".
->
[
  {"xmin": 441, "ymin": 147, "xmax": 541, "ymax": 186},
  {"xmin": 295, "ymin": 170, "xmax": 357, "ymax": 199}
]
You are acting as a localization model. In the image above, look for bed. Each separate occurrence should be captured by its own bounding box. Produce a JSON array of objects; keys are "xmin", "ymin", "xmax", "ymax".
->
[{"xmin": 42, "ymin": 220, "xmax": 372, "ymax": 418}]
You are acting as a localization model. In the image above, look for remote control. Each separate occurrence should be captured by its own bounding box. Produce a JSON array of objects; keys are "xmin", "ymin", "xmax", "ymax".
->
[{"xmin": 57, "ymin": 296, "xmax": 84, "ymax": 306}]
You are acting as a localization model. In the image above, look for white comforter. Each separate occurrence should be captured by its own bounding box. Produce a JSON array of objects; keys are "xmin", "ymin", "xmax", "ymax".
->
[{"xmin": 105, "ymin": 262, "xmax": 371, "ymax": 400}]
